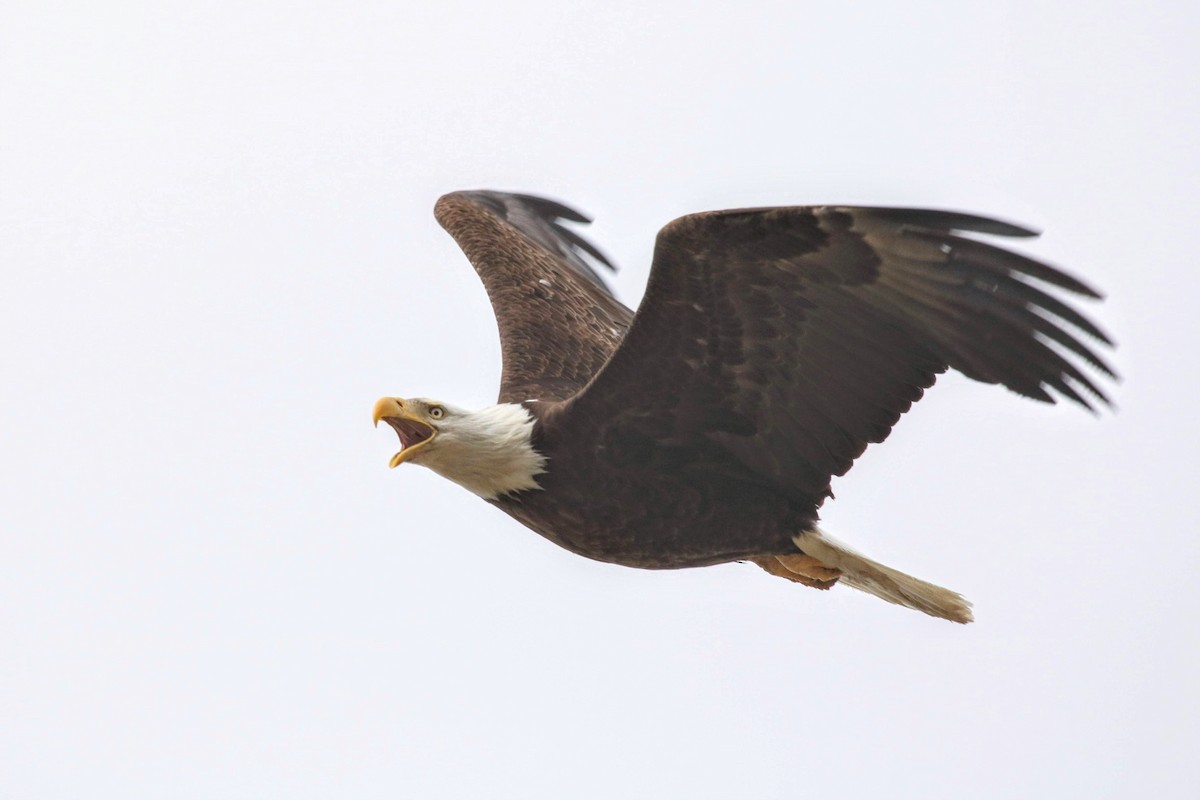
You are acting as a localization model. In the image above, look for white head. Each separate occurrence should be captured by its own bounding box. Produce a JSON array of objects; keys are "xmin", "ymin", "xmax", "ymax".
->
[{"xmin": 372, "ymin": 396, "xmax": 546, "ymax": 500}]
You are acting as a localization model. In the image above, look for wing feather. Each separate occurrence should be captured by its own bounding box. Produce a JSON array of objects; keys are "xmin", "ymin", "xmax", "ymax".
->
[
  {"xmin": 434, "ymin": 191, "xmax": 633, "ymax": 403},
  {"xmin": 555, "ymin": 204, "xmax": 1115, "ymax": 506}
]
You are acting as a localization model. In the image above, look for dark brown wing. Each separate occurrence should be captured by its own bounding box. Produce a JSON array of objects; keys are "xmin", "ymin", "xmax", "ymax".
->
[
  {"xmin": 435, "ymin": 191, "xmax": 634, "ymax": 403},
  {"xmin": 558, "ymin": 205, "xmax": 1116, "ymax": 506}
]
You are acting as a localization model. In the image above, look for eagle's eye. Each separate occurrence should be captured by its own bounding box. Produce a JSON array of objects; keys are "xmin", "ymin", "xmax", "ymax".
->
[{"xmin": 429, "ymin": 406, "xmax": 445, "ymax": 420}]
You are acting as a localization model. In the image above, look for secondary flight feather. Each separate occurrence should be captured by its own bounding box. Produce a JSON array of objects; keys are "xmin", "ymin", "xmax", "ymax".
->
[{"xmin": 373, "ymin": 190, "xmax": 1116, "ymax": 623}]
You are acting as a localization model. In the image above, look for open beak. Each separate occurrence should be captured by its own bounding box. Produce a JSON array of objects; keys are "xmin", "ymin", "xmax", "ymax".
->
[{"xmin": 373, "ymin": 397, "xmax": 437, "ymax": 468}]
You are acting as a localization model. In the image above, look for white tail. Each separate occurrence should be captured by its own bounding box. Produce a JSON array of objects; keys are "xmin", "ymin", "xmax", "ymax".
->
[{"xmin": 793, "ymin": 529, "xmax": 974, "ymax": 624}]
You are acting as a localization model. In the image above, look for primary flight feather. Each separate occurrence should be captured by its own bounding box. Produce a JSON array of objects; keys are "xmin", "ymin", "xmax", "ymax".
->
[{"xmin": 373, "ymin": 190, "xmax": 1116, "ymax": 623}]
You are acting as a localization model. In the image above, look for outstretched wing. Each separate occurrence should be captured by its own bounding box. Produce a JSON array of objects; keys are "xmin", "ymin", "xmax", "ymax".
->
[
  {"xmin": 434, "ymin": 191, "xmax": 634, "ymax": 403},
  {"xmin": 559, "ymin": 205, "xmax": 1116, "ymax": 506}
]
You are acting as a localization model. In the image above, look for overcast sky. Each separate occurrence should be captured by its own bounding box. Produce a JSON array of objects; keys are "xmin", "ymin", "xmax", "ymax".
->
[{"xmin": 3, "ymin": 1, "xmax": 1198, "ymax": 798}]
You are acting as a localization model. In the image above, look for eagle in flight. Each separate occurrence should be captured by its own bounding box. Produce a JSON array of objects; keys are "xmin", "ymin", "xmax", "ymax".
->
[{"xmin": 374, "ymin": 191, "xmax": 1115, "ymax": 623}]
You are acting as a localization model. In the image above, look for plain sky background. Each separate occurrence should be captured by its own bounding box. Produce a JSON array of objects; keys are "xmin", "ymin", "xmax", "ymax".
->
[{"xmin": 3, "ymin": 1, "xmax": 1198, "ymax": 797}]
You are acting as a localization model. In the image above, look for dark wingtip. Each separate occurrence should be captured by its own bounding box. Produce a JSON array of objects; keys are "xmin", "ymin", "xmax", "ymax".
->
[
  {"xmin": 449, "ymin": 189, "xmax": 619, "ymax": 291},
  {"xmin": 858, "ymin": 207, "xmax": 1041, "ymax": 238},
  {"xmin": 510, "ymin": 192, "xmax": 592, "ymax": 224}
]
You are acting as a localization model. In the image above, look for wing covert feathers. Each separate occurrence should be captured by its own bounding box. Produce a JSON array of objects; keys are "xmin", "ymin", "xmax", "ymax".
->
[
  {"xmin": 434, "ymin": 191, "xmax": 633, "ymax": 403},
  {"xmin": 562, "ymin": 203, "xmax": 1114, "ymax": 506}
]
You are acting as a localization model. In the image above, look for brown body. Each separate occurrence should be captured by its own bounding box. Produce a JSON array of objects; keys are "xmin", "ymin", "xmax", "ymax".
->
[{"xmin": 494, "ymin": 399, "xmax": 808, "ymax": 568}]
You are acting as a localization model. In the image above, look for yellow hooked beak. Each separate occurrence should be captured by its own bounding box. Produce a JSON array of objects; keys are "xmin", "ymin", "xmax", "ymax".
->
[{"xmin": 373, "ymin": 397, "xmax": 437, "ymax": 468}]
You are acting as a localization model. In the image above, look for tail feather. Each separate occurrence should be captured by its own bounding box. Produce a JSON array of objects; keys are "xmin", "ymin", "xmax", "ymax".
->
[{"xmin": 786, "ymin": 529, "xmax": 974, "ymax": 624}]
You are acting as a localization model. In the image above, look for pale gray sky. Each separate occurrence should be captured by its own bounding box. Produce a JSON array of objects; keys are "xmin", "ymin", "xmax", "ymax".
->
[{"xmin": 2, "ymin": 1, "xmax": 1197, "ymax": 798}]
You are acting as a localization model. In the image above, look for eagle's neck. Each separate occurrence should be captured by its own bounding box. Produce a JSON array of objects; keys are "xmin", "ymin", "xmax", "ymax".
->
[{"xmin": 417, "ymin": 403, "xmax": 547, "ymax": 500}]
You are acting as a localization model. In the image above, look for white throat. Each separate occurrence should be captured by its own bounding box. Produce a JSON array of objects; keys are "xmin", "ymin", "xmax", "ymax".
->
[{"xmin": 413, "ymin": 403, "xmax": 547, "ymax": 500}]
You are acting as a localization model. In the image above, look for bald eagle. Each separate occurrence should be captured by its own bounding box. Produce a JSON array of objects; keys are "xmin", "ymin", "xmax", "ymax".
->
[{"xmin": 374, "ymin": 191, "xmax": 1115, "ymax": 623}]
